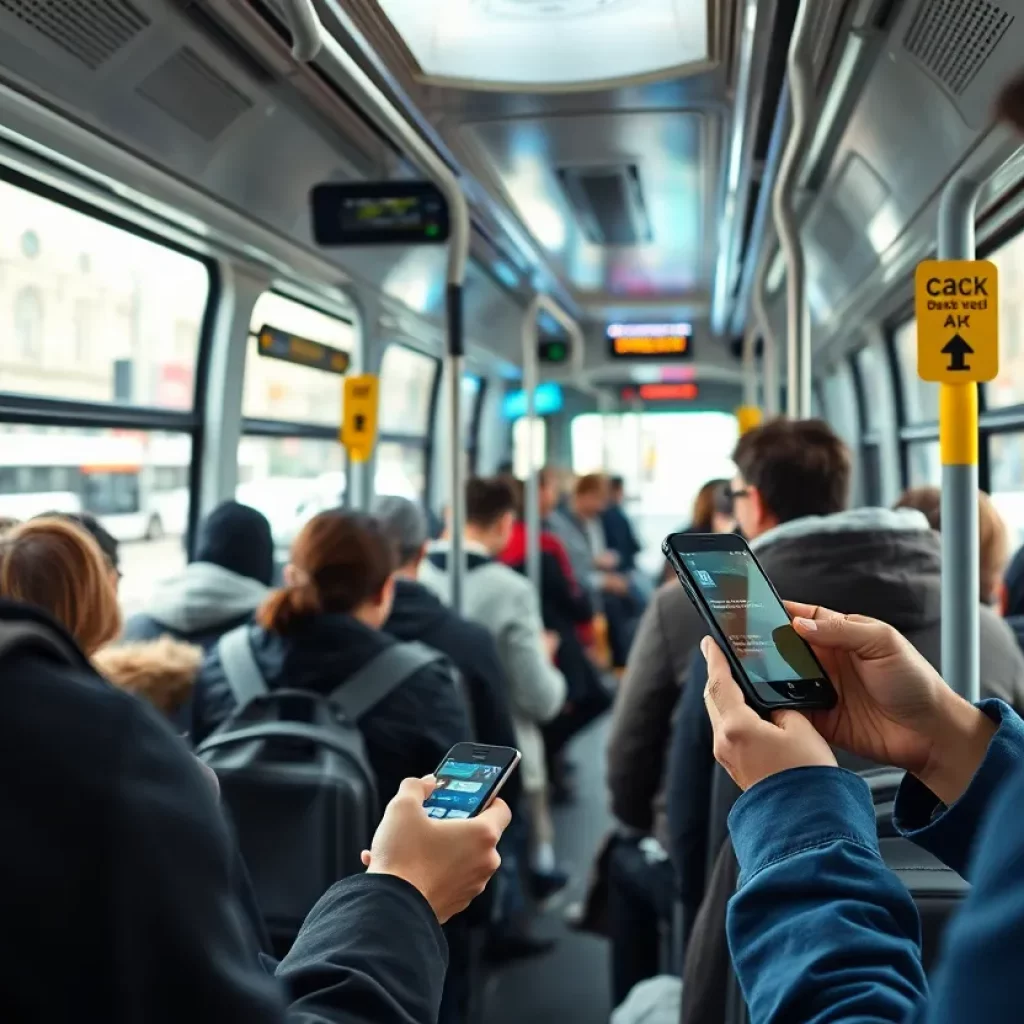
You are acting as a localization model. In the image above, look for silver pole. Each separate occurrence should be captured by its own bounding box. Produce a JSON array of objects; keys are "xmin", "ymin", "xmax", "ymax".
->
[
  {"xmin": 937, "ymin": 175, "xmax": 983, "ymax": 704},
  {"xmin": 772, "ymin": 0, "xmax": 815, "ymax": 419},
  {"xmin": 753, "ymin": 245, "xmax": 779, "ymax": 416},
  {"xmin": 277, "ymin": 0, "xmax": 472, "ymax": 612},
  {"xmin": 521, "ymin": 296, "xmax": 584, "ymax": 593},
  {"xmin": 741, "ymin": 322, "xmax": 758, "ymax": 408}
]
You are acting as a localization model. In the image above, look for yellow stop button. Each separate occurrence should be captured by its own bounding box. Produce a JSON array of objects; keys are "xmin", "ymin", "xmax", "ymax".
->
[{"xmin": 914, "ymin": 259, "xmax": 999, "ymax": 383}]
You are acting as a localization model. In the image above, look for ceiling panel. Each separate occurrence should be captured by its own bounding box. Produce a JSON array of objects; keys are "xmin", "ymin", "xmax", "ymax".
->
[{"xmin": 462, "ymin": 110, "xmax": 708, "ymax": 296}]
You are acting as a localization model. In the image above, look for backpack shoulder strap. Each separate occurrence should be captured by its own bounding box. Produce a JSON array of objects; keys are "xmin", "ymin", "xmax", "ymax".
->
[
  {"xmin": 217, "ymin": 625, "xmax": 268, "ymax": 707},
  {"xmin": 332, "ymin": 641, "xmax": 444, "ymax": 722},
  {"xmin": 0, "ymin": 619, "xmax": 79, "ymax": 666}
]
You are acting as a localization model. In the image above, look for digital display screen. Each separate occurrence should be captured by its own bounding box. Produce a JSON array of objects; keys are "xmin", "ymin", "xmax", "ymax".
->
[
  {"xmin": 620, "ymin": 383, "xmax": 699, "ymax": 402},
  {"xmin": 676, "ymin": 546, "xmax": 825, "ymax": 699},
  {"xmin": 256, "ymin": 325, "xmax": 351, "ymax": 376},
  {"xmin": 607, "ymin": 322, "xmax": 693, "ymax": 359},
  {"xmin": 311, "ymin": 182, "xmax": 450, "ymax": 246},
  {"xmin": 423, "ymin": 760, "xmax": 504, "ymax": 819}
]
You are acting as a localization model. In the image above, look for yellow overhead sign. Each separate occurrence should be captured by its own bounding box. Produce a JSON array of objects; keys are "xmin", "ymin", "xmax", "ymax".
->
[
  {"xmin": 342, "ymin": 374, "xmax": 379, "ymax": 463},
  {"xmin": 914, "ymin": 260, "xmax": 999, "ymax": 383}
]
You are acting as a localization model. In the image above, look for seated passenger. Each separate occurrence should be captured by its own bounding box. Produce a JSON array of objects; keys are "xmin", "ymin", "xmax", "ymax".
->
[
  {"xmin": 602, "ymin": 475, "xmax": 643, "ymax": 576},
  {"xmin": 659, "ymin": 478, "xmax": 735, "ymax": 584},
  {"xmin": 895, "ymin": 485, "xmax": 1009, "ymax": 604},
  {"xmin": 420, "ymin": 476, "xmax": 569, "ymax": 894},
  {"xmin": 38, "ymin": 509, "xmax": 122, "ymax": 595},
  {"xmin": 193, "ymin": 509, "xmax": 470, "ymax": 806},
  {"xmin": 701, "ymin": 602, "xmax": 1024, "ymax": 1024},
  {"xmin": 0, "ymin": 584, "xmax": 509, "ymax": 1021},
  {"xmin": 122, "ymin": 500, "xmax": 273, "ymax": 650}
]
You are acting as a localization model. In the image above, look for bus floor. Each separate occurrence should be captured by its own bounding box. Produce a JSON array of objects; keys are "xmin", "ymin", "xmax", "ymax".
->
[{"xmin": 482, "ymin": 716, "xmax": 613, "ymax": 1024}]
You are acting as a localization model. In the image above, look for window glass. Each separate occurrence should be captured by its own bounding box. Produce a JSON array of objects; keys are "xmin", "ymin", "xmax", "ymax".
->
[
  {"xmin": 462, "ymin": 374, "xmax": 481, "ymax": 440},
  {"xmin": 894, "ymin": 320, "xmax": 939, "ymax": 423},
  {"xmin": 379, "ymin": 345, "xmax": 437, "ymax": 434},
  {"xmin": 513, "ymin": 417, "xmax": 547, "ymax": 480},
  {"xmin": 986, "ymin": 229, "xmax": 1024, "ymax": 407},
  {"xmin": 375, "ymin": 440, "xmax": 427, "ymax": 499},
  {"xmin": 244, "ymin": 293, "xmax": 355, "ymax": 426},
  {"xmin": 0, "ymin": 181, "xmax": 209, "ymax": 408},
  {"xmin": 0, "ymin": 424, "xmax": 191, "ymax": 615},
  {"xmin": 235, "ymin": 436, "xmax": 345, "ymax": 549},
  {"xmin": 990, "ymin": 432, "xmax": 1024, "ymax": 551},
  {"xmin": 855, "ymin": 346, "xmax": 884, "ymax": 431},
  {"xmin": 906, "ymin": 440, "xmax": 941, "ymax": 487},
  {"xmin": 822, "ymin": 366, "xmax": 859, "ymax": 451}
]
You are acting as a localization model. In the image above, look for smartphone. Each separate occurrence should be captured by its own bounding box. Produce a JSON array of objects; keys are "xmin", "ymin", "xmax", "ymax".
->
[
  {"xmin": 662, "ymin": 531, "xmax": 837, "ymax": 713},
  {"xmin": 423, "ymin": 743, "xmax": 521, "ymax": 819}
]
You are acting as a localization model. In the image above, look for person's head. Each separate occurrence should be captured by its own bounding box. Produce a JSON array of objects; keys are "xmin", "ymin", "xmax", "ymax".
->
[
  {"xmin": 608, "ymin": 476, "xmax": 626, "ymax": 505},
  {"xmin": 258, "ymin": 510, "xmax": 398, "ymax": 633},
  {"xmin": 465, "ymin": 476, "xmax": 518, "ymax": 555},
  {"xmin": 574, "ymin": 473, "xmax": 609, "ymax": 519},
  {"xmin": 896, "ymin": 486, "xmax": 1009, "ymax": 605},
  {"xmin": 997, "ymin": 69, "xmax": 1024, "ymax": 133},
  {"xmin": 373, "ymin": 495, "xmax": 429, "ymax": 577},
  {"xmin": 38, "ymin": 510, "xmax": 120, "ymax": 593},
  {"xmin": 196, "ymin": 500, "xmax": 274, "ymax": 587},
  {"xmin": 537, "ymin": 466, "xmax": 561, "ymax": 517},
  {"xmin": 691, "ymin": 479, "xmax": 733, "ymax": 533},
  {"xmin": 730, "ymin": 418, "xmax": 851, "ymax": 541},
  {"xmin": 0, "ymin": 517, "xmax": 122, "ymax": 655}
]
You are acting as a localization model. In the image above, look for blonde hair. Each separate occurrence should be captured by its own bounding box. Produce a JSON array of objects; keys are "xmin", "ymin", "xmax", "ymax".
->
[{"xmin": 0, "ymin": 517, "xmax": 122, "ymax": 654}]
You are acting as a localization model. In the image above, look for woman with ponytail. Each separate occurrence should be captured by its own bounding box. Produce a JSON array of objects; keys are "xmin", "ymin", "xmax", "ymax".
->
[{"xmin": 192, "ymin": 509, "xmax": 469, "ymax": 804}]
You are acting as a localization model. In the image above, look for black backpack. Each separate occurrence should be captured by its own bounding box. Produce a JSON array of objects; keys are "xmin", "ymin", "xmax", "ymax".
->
[{"xmin": 196, "ymin": 625, "xmax": 446, "ymax": 954}]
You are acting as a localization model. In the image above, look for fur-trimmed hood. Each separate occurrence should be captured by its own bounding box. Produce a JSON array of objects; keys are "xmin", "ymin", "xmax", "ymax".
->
[{"xmin": 92, "ymin": 635, "xmax": 203, "ymax": 716}]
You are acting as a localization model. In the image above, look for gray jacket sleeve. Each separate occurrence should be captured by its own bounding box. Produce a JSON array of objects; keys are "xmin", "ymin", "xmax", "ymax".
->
[
  {"xmin": 500, "ymin": 582, "xmax": 568, "ymax": 724},
  {"xmin": 979, "ymin": 605, "xmax": 1024, "ymax": 714}
]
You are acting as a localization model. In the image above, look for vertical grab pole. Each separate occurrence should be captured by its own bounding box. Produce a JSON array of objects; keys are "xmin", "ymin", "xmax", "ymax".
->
[
  {"xmin": 753, "ymin": 245, "xmax": 780, "ymax": 416},
  {"xmin": 772, "ymin": 0, "xmax": 815, "ymax": 418},
  {"xmin": 937, "ymin": 175, "xmax": 983, "ymax": 703},
  {"xmin": 521, "ymin": 297, "xmax": 585, "ymax": 593}
]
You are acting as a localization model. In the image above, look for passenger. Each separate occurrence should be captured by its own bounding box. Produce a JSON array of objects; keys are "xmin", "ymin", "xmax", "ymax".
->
[
  {"xmin": 660, "ymin": 479, "xmax": 735, "ymax": 583},
  {"xmin": 420, "ymin": 476, "xmax": 570, "ymax": 896},
  {"xmin": 602, "ymin": 475, "xmax": 643, "ymax": 576},
  {"xmin": 193, "ymin": 509, "xmax": 470, "ymax": 805},
  {"xmin": 894, "ymin": 485, "xmax": 1009, "ymax": 604},
  {"xmin": 0, "ymin": 582, "xmax": 509, "ymax": 1021},
  {"xmin": 37, "ymin": 509, "xmax": 121, "ymax": 594},
  {"xmin": 122, "ymin": 499, "xmax": 273, "ymax": 651},
  {"xmin": 701, "ymin": 603, "xmax": 1024, "ymax": 1024}
]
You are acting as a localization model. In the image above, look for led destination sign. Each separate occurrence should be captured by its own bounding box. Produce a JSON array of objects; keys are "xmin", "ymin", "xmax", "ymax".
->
[
  {"xmin": 607, "ymin": 322, "xmax": 693, "ymax": 359},
  {"xmin": 620, "ymin": 383, "xmax": 699, "ymax": 402},
  {"xmin": 311, "ymin": 181, "xmax": 450, "ymax": 246},
  {"xmin": 256, "ymin": 325, "xmax": 351, "ymax": 376}
]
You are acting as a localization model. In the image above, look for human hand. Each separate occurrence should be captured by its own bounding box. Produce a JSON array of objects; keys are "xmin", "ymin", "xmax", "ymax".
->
[
  {"xmin": 361, "ymin": 776, "xmax": 510, "ymax": 923},
  {"xmin": 602, "ymin": 573, "xmax": 630, "ymax": 596},
  {"xmin": 787, "ymin": 602, "xmax": 996, "ymax": 806},
  {"xmin": 543, "ymin": 630, "xmax": 561, "ymax": 662},
  {"xmin": 595, "ymin": 551, "xmax": 619, "ymax": 571},
  {"xmin": 703, "ymin": 637, "xmax": 837, "ymax": 790}
]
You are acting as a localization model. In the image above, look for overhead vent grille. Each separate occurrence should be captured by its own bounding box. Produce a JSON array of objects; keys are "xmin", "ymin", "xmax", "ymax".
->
[
  {"xmin": 556, "ymin": 164, "xmax": 652, "ymax": 246},
  {"xmin": 0, "ymin": 0, "xmax": 150, "ymax": 69},
  {"xmin": 903, "ymin": 0, "xmax": 1014, "ymax": 96},
  {"xmin": 137, "ymin": 47, "xmax": 254, "ymax": 142}
]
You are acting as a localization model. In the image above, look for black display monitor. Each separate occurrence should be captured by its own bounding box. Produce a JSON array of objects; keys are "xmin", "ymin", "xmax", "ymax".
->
[
  {"xmin": 607, "ymin": 322, "xmax": 693, "ymax": 360},
  {"xmin": 311, "ymin": 181, "xmax": 450, "ymax": 246}
]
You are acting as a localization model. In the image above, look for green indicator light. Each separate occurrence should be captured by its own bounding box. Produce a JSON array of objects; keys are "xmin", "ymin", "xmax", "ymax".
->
[{"xmin": 425, "ymin": 224, "xmax": 439, "ymax": 237}]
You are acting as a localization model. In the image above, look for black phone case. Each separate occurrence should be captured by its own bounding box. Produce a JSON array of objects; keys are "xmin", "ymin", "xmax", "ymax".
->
[{"xmin": 661, "ymin": 537, "xmax": 837, "ymax": 715}]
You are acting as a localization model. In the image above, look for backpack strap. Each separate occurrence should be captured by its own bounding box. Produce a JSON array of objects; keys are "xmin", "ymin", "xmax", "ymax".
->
[
  {"xmin": 0, "ymin": 619, "xmax": 79, "ymax": 666},
  {"xmin": 217, "ymin": 625, "xmax": 268, "ymax": 707},
  {"xmin": 331, "ymin": 641, "xmax": 445, "ymax": 722}
]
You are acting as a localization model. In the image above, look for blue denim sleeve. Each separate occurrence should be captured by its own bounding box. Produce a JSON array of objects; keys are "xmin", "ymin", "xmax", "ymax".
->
[
  {"xmin": 727, "ymin": 766, "xmax": 928, "ymax": 1024},
  {"xmin": 893, "ymin": 700, "xmax": 1024, "ymax": 877}
]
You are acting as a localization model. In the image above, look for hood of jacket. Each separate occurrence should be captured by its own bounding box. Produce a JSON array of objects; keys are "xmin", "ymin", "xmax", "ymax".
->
[
  {"xmin": 92, "ymin": 635, "xmax": 203, "ymax": 716},
  {"xmin": 752, "ymin": 507, "xmax": 942, "ymax": 633},
  {"xmin": 141, "ymin": 562, "xmax": 269, "ymax": 634},
  {"xmin": 385, "ymin": 577, "xmax": 452, "ymax": 641}
]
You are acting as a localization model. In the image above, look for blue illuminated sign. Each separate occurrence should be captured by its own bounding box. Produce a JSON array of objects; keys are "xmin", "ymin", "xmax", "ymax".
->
[{"xmin": 502, "ymin": 382, "xmax": 563, "ymax": 420}]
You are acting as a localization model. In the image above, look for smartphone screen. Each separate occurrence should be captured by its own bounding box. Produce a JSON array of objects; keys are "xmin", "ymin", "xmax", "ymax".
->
[
  {"xmin": 423, "ymin": 744, "xmax": 520, "ymax": 819},
  {"xmin": 665, "ymin": 534, "xmax": 835, "ymax": 709}
]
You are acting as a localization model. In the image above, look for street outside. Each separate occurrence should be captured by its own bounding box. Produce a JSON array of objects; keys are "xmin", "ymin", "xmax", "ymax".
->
[{"xmin": 119, "ymin": 536, "xmax": 187, "ymax": 619}]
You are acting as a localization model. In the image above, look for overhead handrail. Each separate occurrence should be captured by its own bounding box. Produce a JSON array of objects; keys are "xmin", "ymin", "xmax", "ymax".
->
[
  {"xmin": 279, "ymin": 0, "xmax": 472, "ymax": 613},
  {"xmin": 771, "ymin": 0, "xmax": 816, "ymax": 419},
  {"xmin": 937, "ymin": 173, "xmax": 984, "ymax": 704},
  {"xmin": 752, "ymin": 243, "xmax": 780, "ymax": 416},
  {"xmin": 741, "ymin": 322, "xmax": 758, "ymax": 409},
  {"xmin": 522, "ymin": 296, "xmax": 585, "ymax": 592}
]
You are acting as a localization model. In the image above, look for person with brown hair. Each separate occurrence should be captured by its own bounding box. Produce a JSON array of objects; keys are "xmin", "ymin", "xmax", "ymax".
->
[
  {"xmin": 192, "ymin": 509, "xmax": 469, "ymax": 805},
  {"xmin": 894, "ymin": 485, "xmax": 1010, "ymax": 605}
]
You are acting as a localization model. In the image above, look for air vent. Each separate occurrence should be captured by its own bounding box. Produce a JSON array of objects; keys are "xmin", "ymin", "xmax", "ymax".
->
[
  {"xmin": 137, "ymin": 47, "xmax": 254, "ymax": 142},
  {"xmin": 0, "ymin": 0, "xmax": 149, "ymax": 69},
  {"xmin": 556, "ymin": 164, "xmax": 652, "ymax": 246},
  {"xmin": 903, "ymin": 0, "xmax": 1014, "ymax": 96}
]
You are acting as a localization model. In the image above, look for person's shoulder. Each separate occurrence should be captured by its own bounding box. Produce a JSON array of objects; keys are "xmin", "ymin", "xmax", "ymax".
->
[{"xmin": 979, "ymin": 604, "xmax": 1024, "ymax": 669}]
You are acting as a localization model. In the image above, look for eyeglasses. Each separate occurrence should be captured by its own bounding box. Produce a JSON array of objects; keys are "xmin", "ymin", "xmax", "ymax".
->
[{"xmin": 724, "ymin": 485, "xmax": 750, "ymax": 501}]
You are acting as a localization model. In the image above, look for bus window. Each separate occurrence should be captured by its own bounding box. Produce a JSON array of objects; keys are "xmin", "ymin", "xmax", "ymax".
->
[
  {"xmin": 513, "ymin": 417, "xmax": 546, "ymax": 480},
  {"xmin": 894, "ymin": 320, "xmax": 939, "ymax": 423},
  {"xmin": 906, "ymin": 440, "xmax": 941, "ymax": 487},
  {"xmin": 379, "ymin": 344, "xmax": 438, "ymax": 434},
  {"xmin": 0, "ymin": 179, "xmax": 209, "ymax": 409},
  {"xmin": 990, "ymin": 433, "xmax": 1024, "ymax": 550},
  {"xmin": 986, "ymin": 228, "xmax": 1024, "ymax": 408},
  {"xmin": 375, "ymin": 441, "xmax": 428, "ymax": 500}
]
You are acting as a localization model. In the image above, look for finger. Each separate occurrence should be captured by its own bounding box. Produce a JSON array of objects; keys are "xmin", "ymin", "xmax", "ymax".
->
[
  {"xmin": 477, "ymin": 797, "xmax": 512, "ymax": 836},
  {"xmin": 360, "ymin": 850, "xmax": 371, "ymax": 867},
  {"xmin": 788, "ymin": 606, "xmax": 884, "ymax": 651},
  {"xmin": 398, "ymin": 776, "xmax": 435, "ymax": 802},
  {"xmin": 770, "ymin": 708, "xmax": 814, "ymax": 733},
  {"xmin": 702, "ymin": 637, "xmax": 748, "ymax": 725}
]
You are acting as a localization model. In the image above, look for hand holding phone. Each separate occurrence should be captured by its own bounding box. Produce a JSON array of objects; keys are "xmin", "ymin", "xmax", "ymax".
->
[
  {"xmin": 423, "ymin": 743, "xmax": 521, "ymax": 820},
  {"xmin": 662, "ymin": 532, "xmax": 837, "ymax": 714}
]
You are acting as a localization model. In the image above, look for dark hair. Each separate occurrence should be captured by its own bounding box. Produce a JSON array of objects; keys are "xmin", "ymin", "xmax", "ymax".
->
[
  {"xmin": 997, "ymin": 70, "xmax": 1024, "ymax": 133},
  {"xmin": 258, "ymin": 511, "xmax": 396, "ymax": 634},
  {"xmin": 575, "ymin": 473, "xmax": 608, "ymax": 498},
  {"xmin": 609, "ymin": 475, "xmax": 625, "ymax": 492},
  {"xmin": 38, "ymin": 510, "xmax": 119, "ymax": 572},
  {"xmin": 465, "ymin": 476, "xmax": 517, "ymax": 528},
  {"xmin": 733, "ymin": 417, "xmax": 851, "ymax": 523},
  {"xmin": 691, "ymin": 479, "xmax": 731, "ymax": 531}
]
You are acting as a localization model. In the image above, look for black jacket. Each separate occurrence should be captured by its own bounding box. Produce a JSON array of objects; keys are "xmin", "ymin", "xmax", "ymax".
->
[
  {"xmin": 194, "ymin": 612, "xmax": 470, "ymax": 805},
  {"xmin": 601, "ymin": 503, "xmax": 641, "ymax": 573},
  {"xmin": 384, "ymin": 577, "xmax": 521, "ymax": 809},
  {"xmin": 0, "ymin": 599, "xmax": 448, "ymax": 1024}
]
